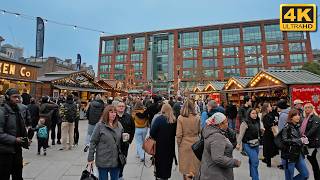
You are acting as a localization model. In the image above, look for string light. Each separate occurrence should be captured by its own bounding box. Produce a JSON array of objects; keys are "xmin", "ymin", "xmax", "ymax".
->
[{"xmin": 0, "ymin": 8, "xmax": 114, "ymax": 35}]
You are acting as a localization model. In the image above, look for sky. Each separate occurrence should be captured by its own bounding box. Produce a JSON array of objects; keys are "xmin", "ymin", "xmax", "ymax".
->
[{"xmin": 0, "ymin": 0, "xmax": 319, "ymax": 73}]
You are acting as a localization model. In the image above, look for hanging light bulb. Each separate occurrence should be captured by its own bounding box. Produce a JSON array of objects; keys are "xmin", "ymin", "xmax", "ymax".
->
[
  {"xmin": 15, "ymin": 13, "xmax": 20, "ymax": 17},
  {"xmin": 73, "ymin": 26, "xmax": 77, "ymax": 30},
  {"xmin": 44, "ymin": 19, "xmax": 48, "ymax": 24},
  {"xmin": 1, "ymin": 10, "xmax": 5, "ymax": 15}
]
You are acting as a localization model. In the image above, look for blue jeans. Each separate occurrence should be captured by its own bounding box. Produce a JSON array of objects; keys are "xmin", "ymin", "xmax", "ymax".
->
[
  {"xmin": 282, "ymin": 155, "xmax": 309, "ymax": 180},
  {"xmin": 228, "ymin": 118, "xmax": 236, "ymax": 130},
  {"xmin": 243, "ymin": 143, "xmax": 260, "ymax": 180},
  {"xmin": 85, "ymin": 124, "xmax": 96, "ymax": 145},
  {"xmin": 135, "ymin": 127, "xmax": 148, "ymax": 160},
  {"xmin": 98, "ymin": 167, "xmax": 120, "ymax": 180}
]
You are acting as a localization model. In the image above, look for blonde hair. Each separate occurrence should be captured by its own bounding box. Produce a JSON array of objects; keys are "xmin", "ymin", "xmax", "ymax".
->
[
  {"xmin": 304, "ymin": 103, "xmax": 318, "ymax": 116},
  {"xmin": 180, "ymin": 99, "xmax": 196, "ymax": 117},
  {"xmin": 161, "ymin": 103, "xmax": 176, "ymax": 124}
]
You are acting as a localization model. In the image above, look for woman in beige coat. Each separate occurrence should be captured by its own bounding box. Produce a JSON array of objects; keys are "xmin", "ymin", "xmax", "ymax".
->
[{"xmin": 176, "ymin": 99, "xmax": 201, "ymax": 180}]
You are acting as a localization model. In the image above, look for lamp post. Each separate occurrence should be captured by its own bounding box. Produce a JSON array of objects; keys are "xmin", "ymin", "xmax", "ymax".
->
[{"xmin": 176, "ymin": 65, "xmax": 181, "ymax": 96}]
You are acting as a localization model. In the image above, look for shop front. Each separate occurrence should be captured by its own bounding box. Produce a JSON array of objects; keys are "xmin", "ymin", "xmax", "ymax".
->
[
  {"xmin": 0, "ymin": 56, "xmax": 40, "ymax": 96},
  {"xmin": 97, "ymin": 79, "xmax": 128, "ymax": 97}
]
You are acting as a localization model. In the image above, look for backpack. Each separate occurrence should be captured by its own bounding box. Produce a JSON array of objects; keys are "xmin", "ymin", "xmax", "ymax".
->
[
  {"xmin": 64, "ymin": 103, "xmax": 77, "ymax": 123},
  {"xmin": 37, "ymin": 126, "xmax": 48, "ymax": 139}
]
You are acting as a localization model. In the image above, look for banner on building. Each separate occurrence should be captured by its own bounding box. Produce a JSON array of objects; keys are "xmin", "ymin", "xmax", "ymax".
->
[
  {"xmin": 76, "ymin": 54, "xmax": 81, "ymax": 71},
  {"xmin": 291, "ymin": 85, "xmax": 320, "ymax": 114},
  {"xmin": 36, "ymin": 17, "xmax": 45, "ymax": 58}
]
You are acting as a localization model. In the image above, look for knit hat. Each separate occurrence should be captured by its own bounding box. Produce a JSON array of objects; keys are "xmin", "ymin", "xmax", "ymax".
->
[
  {"xmin": 206, "ymin": 112, "xmax": 226, "ymax": 126},
  {"xmin": 5, "ymin": 88, "xmax": 20, "ymax": 97}
]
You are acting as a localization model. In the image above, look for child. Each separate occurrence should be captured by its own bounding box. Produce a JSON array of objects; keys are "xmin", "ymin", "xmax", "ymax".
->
[{"xmin": 36, "ymin": 118, "xmax": 48, "ymax": 155}]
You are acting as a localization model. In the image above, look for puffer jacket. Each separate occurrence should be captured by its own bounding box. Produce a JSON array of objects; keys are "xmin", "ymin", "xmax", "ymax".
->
[
  {"xmin": 197, "ymin": 126, "xmax": 237, "ymax": 180},
  {"xmin": 87, "ymin": 100, "xmax": 105, "ymax": 125},
  {"xmin": 305, "ymin": 114, "xmax": 320, "ymax": 148},
  {"xmin": 132, "ymin": 109, "xmax": 148, "ymax": 128},
  {"xmin": 88, "ymin": 121, "xmax": 123, "ymax": 168},
  {"xmin": 281, "ymin": 123, "xmax": 303, "ymax": 162},
  {"xmin": 0, "ymin": 103, "xmax": 27, "ymax": 154}
]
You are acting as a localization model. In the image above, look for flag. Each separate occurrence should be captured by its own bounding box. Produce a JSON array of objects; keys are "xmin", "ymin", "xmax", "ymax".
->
[
  {"xmin": 35, "ymin": 17, "xmax": 45, "ymax": 58},
  {"xmin": 76, "ymin": 54, "xmax": 81, "ymax": 71}
]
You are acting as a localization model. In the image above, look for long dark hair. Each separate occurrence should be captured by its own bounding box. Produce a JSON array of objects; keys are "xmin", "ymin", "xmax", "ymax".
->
[
  {"xmin": 287, "ymin": 109, "xmax": 300, "ymax": 124},
  {"xmin": 246, "ymin": 108, "xmax": 259, "ymax": 123}
]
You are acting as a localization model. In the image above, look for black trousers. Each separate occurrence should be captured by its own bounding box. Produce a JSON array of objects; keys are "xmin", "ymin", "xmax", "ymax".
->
[
  {"xmin": 119, "ymin": 143, "xmax": 130, "ymax": 178},
  {"xmin": 307, "ymin": 149, "xmax": 320, "ymax": 180},
  {"xmin": 74, "ymin": 120, "xmax": 79, "ymax": 145},
  {"xmin": 38, "ymin": 138, "xmax": 47, "ymax": 153},
  {"xmin": 0, "ymin": 151, "xmax": 23, "ymax": 180},
  {"xmin": 51, "ymin": 122, "xmax": 61, "ymax": 142}
]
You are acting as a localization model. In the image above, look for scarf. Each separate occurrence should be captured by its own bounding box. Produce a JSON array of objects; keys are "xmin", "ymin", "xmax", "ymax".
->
[{"xmin": 300, "ymin": 113, "xmax": 311, "ymax": 136}]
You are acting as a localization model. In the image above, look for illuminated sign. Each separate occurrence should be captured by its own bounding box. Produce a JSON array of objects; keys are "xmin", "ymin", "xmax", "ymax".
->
[
  {"xmin": 280, "ymin": 4, "xmax": 317, "ymax": 31},
  {"xmin": 0, "ymin": 62, "xmax": 32, "ymax": 77}
]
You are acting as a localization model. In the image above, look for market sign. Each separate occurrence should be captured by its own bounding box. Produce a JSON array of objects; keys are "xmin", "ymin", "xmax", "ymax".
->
[
  {"xmin": 0, "ymin": 60, "xmax": 36, "ymax": 80},
  {"xmin": 291, "ymin": 85, "xmax": 320, "ymax": 114}
]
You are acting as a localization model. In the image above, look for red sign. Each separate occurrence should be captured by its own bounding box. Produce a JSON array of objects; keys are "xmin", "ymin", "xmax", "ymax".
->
[
  {"xmin": 291, "ymin": 85, "xmax": 320, "ymax": 114},
  {"xmin": 209, "ymin": 93, "xmax": 221, "ymax": 105}
]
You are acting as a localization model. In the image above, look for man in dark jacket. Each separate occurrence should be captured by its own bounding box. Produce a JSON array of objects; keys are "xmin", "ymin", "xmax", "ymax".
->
[
  {"xmin": 226, "ymin": 102, "xmax": 238, "ymax": 130},
  {"xmin": 27, "ymin": 98, "xmax": 40, "ymax": 128},
  {"xmin": 21, "ymin": 89, "xmax": 31, "ymax": 105},
  {"xmin": 116, "ymin": 101, "xmax": 135, "ymax": 180},
  {"xmin": 84, "ymin": 94, "xmax": 105, "ymax": 152},
  {"xmin": 145, "ymin": 95, "xmax": 163, "ymax": 124},
  {"xmin": 0, "ymin": 88, "xmax": 30, "ymax": 180},
  {"xmin": 172, "ymin": 96, "xmax": 183, "ymax": 119},
  {"xmin": 238, "ymin": 95, "xmax": 252, "ymax": 123}
]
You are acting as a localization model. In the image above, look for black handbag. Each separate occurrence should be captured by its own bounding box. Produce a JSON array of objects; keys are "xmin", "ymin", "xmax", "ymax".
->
[
  {"xmin": 191, "ymin": 131, "xmax": 204, "ymax": 161},
  {"xmin": 80, "ymin": 165, "xmax": 98, "ymax": 180}
]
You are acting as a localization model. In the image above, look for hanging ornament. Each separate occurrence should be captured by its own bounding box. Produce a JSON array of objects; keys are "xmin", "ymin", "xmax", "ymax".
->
[{"xmin": 312, "ymin": 95, "xmax": 319, "ymax": 103}]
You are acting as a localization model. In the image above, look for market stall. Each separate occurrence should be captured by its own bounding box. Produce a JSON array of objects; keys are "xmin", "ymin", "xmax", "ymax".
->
[
  {"xmin": 246, "ymin": 70, "xmax": 320, "ymax": 114},
  {"xmin": 222, "ymin": 77, "xmax": 252, "ymax": 106},
  {"xmin": 97, "ymin": 79, "xmax": 128, "ymax": 97}
]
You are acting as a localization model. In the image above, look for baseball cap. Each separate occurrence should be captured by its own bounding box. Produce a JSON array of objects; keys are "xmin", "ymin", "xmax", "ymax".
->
[{"xmin": 294, "ymin": 99, "xmax": 304, "ymax": 105}]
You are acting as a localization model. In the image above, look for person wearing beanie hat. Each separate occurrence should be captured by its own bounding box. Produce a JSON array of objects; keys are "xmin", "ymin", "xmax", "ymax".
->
[
  {"xmin": 198, "ymin": 113, "xmax": 241, "ymax": 180},
  {"xmin": 0, "ymin": 88, "xmax": 30, "ymax": 179}
]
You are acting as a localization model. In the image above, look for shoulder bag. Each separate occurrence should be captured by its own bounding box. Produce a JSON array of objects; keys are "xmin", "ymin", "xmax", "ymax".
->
[{"xmin": 143, "ymin": 137, "xmax": 156, "ymax": 155}]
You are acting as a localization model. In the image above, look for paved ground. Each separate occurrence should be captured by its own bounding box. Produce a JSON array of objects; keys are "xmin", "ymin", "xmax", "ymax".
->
[{"xmin": 22, "ymin": 120, "xmax": 315, "ymax": 180}]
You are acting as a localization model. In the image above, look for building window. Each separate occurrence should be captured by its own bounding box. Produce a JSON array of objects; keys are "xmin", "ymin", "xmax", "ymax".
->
[
  {"xmin": 291, "ymin": 65, "xmax": 302, "ymax": 70},
  {"xmin": 268, "ymin": 66, "xmax": 286, "ymax": 70},
  {"xmin": 289, "ymin": 43, "xmax": 305, "ymax": 52},
  {"xmin": 115, "ymin": 55, "xmax": 126, "ymax": 63},
  {"xmin": 117, "ymin": 38, "xmax": 128, "ymax": 52},
  {"xmin": 115, "ymin": 64, "xmax": 125, "ymax": 72},
  {"xmin": 114, "ymin": 74, "xmax": 125, "ymax": 80},
  {"xmin": 156, "ymin": 39, "xmax": 169, "ymax": 53},
  {"xmin": 244, "ymin": 45, "xmax": 261, "ymax": 55},
  {"xmin": 100, "ymin": 56, "xmax": 112, "ymax": 63},
  {"xmin": 245, "ymin": 56, "xmax": 262, "ymax": 65},
  {"xmin": 203, "ymin": 69, "xmax": 218, "ymax": 78},
  {"xmin": 179, "ymin": 32, "xmax": 199, "ymax": 48},
  {"xmin": 222, "ymin": 28, "xmax": 240, "ymax": 45},
  {"xmin": 266, "ymin": 44, "xmax": 283, "ymax": 53},
  {"xmin": 202, "ymin": 49, "xmax": 217, "ymax": 57},
  {"xmin": 202, "ymin": 59, "xmax": 217, "ymax": 68},
  {"xmin": 267, "ymin": 55, "xmax": 285, "ymax": 64},
  {"xmin": 131, "ymin": 54, "xmax": 143, "ymax": 61},
  {"xmin": 224, "ymin": 68, "xmax": 240, "ymax": 77},
  {"xmin": 99, "ymin": 74, "xmax": 110, "ymax": 79},
  {"xmin": 202, "ymin": 30, "xmax": 219, "ymax": 46},
  {"xmin": 223, "ymin": 47, "xmax": 239, "ymax": 56},
  {"xmin": 99, "ymin": 65, "xmax": 111, "ymax": 72},
  {"xmin": 223, "ymin": 57, "xmax": 239, "ymax": 66},
  {"xmin": 182, "ymin": 70, "xmax": 193, "ymax": 78},
  {"xmin": 265, "ymin": 24, "xmax": 283, "ymax": 42},
  {"xmin": 243, "ymin": 26, "xmax": 262, "ymax": 43},
  {"xmin": 287, "ymin": 32, "xmax": 305, "ymax": 40},
  {"xmin": 290, "ymin": 54, "xmax": 307, "ymax": 63},
  {"xmin": 133, "ymin": 63, "xmax": 143, "ymax": 71},
  {"xmin": 183, "ymin": 60, "xmax": 197, "ymax": 68},
  {"xmin": 134, "ymin": 72, "xmax": 143, "ymax": 80},
  {"xmin": 101, "ymin": 40, "xmax": 114, "ymax": 54},
  {"xmin": 133, "ymin": 37, "xmax": 145, "ymax": 52},
  {"xmin": 246, "ymin": 67, "xmax": 259, "ymax": 76},
  {"xmin": 183, "ymin": 49, "xmax": 197, "ymax": 58}
]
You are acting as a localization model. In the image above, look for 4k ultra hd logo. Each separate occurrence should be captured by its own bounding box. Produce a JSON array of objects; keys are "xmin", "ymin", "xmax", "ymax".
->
[{"xmin": 280, "ymin": 4, "xmax": 317, "ymax": 31}]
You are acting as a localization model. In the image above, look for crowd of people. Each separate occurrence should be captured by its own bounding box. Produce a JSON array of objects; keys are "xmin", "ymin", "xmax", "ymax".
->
[{"xmin": 0, "ymin": 88, "xmax": 319, "ymax": 180}]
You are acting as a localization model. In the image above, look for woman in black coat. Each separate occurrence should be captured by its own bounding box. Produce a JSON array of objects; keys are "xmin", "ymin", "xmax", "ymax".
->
[
  {"xmin": 261, "ymin": 103, "xmax": 278, "ymax": 167},
  {"xmin": 150, "ymin": 103, "xmax": 177, "ymax": 180}
]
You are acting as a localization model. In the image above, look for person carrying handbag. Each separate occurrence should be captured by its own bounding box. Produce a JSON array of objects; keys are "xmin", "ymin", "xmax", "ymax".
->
[
  {"xmin": 236, "ymin": 108, "xmax": 262, "ymax": 180},
  {"xmin": 87, "ymin": 105, "xmax": 124, "ymax": 180}
]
